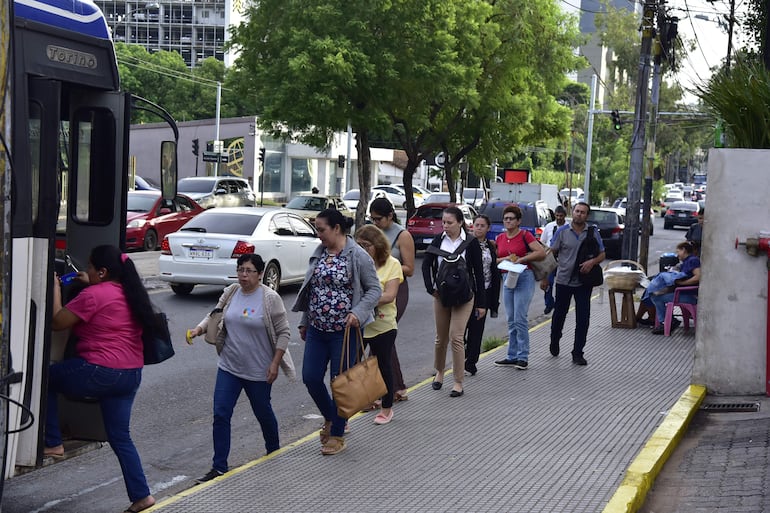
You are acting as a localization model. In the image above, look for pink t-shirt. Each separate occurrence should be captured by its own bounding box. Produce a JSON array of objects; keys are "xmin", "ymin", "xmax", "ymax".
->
[{"xmin": 66, "ymin": 281, "xmax": 144, "ymax": 369}]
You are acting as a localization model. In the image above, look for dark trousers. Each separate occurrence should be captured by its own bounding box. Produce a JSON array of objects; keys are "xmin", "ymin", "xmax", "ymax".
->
[
  {"xmin": 464, "ymin": 308, "xmax": 487, "ymax": 374},
  {"xmin": 550, "ymin": 283, "xmax": 593, "ymax": 357},
  {"xmin": 390, "ymin": 279, "xmax": 409, "ymax": 391},
  {"xmin": 365, "ymin": 329, "xmax": 397, "ymax": 408},
  {"xmin": 543, "ymin": 270, "xmax": 556, "ymax": 309}
]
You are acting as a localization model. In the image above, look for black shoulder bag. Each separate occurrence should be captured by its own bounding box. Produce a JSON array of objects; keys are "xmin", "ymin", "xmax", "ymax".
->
[{"xmin": 573, "ymin": 226, "xmax": 603, "ymax": 287}]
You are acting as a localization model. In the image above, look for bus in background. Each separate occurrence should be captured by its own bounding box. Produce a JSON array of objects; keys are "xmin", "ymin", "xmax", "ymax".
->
[
  {"xmin": 0, "ymin": 0, "xmax": 177, "ymax": 499},
  {"xmin": 693, "ymin": 173, "xmax": 707, "ymax": 186}
]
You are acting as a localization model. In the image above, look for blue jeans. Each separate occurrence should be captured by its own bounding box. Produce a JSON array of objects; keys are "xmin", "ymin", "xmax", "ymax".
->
[
  {"xmin": 502, "ymin": 269, "xmax": 536, "ymax": 362},
  {"xmin": 212, "ymin": 368, "xmax": 278, "ymax": 472},
  {"xmin": 302, "ymin": 326, "xmax": 358, "ymax": 437},
  {"xmin": 550, "ymin": 283, "xmax": 593, "ymax": 357},
  {"xmin": 46, "ymin": 358, "xmax": 149, "ymax": 502},
  {"xmin": 650, "ymin": 292, "xmax": 698, "ymax": 323}
]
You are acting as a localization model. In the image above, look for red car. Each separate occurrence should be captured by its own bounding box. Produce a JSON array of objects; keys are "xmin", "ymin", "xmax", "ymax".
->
[
  {"xmin": 406, "ymin": 202, "xmax": 477, "ymax": 250},
  {"xmin": 126, "ymin": 191, "xmax": 204, "ymax": 251}
]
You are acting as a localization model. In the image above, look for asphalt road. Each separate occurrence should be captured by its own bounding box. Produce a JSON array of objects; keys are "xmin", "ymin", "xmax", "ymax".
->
[{"xmin": 1, "ymin": 215, "xmax": 688, "ymax": 512}]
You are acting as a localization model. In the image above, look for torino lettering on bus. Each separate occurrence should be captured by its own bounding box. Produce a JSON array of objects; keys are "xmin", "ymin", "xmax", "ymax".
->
[{"xmin": 46, "ymin": 45, "xmax": 97, "ymax": 69}]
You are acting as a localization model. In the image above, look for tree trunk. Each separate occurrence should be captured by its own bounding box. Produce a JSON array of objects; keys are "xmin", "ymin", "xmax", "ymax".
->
[{"xmin": 355, "ymin": 129, "xmax": 372, "ymax": 230}]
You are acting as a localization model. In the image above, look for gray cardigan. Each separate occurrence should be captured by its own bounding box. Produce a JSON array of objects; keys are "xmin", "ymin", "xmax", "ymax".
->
[{"xmin": 292, "ymin": 236, "xmax": 381, "ymax": 328}]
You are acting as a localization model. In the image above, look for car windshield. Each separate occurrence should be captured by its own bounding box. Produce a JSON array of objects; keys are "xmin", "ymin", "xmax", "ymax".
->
[
  {"xmin": 181, "ymin": 213, "xmax": 262, "ymax": 235},
  {"xmin": 286, "ymin": 196, "xmax": 328, "ymax": 210},
  {"xmin": 463, "ymin": 189, "xmax": 484, "ymax": 199},
  {"xmin": 343, "ymin": 190, "xmax": 359, "ymax": 200},
  {"xmin": 178, "ymin": 179, "xmax": 217, "ymax": 193},
  {"xmin": 126, "ymin": 195, "xmax": 157, "ymax": 213},
  {"xmin": 425, "ymin": 193, "xmax": 450, "ymax": 203},
  {"xmin": 670, "ymin": 202, "xmax": 698, "ymax": 211},
  {"xmin": 588, "ymin": 211, "xmax": 619, "ymax": 223},
  {"xmin": 415, "ymin": 206, "xmax": 445, "ymax": 219}
]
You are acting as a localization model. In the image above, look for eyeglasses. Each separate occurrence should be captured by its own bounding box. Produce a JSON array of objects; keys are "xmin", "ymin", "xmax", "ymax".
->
[
  {"xmin": 236, "ymin": 268, "xmax": 259, "ymax": 274},
  {"xmin": 503, "ymin": 216, "xmax": 519, "ymax": 221},
  {"xmin": 370, "ymin": 215, "xmax": 385, "ymax": 222}
]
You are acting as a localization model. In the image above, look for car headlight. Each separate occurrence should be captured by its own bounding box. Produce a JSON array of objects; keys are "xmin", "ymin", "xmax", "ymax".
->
[{"xmin": 127, "ymin": 219, "xmax": 147, "ymax": 228}]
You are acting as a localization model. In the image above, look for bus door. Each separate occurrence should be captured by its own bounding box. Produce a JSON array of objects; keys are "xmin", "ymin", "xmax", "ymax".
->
[{"xmin": 6, "ymin": 77, "xmax": 67, "ymax": 472}]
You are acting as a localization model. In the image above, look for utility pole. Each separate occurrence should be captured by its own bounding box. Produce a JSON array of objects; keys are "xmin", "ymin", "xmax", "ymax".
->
[
  {"xmin": 622, "ymin": 0, "xmax": 656, "ymax": 262},
  {"xmin": 726, "ymin": 0, "xmax": 735, "ymax": 71},
  {"xmin": 583, "ymin": 74, "xmax": 597, "ymax": 202}
]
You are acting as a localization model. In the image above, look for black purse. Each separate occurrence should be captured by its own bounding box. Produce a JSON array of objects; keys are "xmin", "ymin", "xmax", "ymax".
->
[
  {"xmin": 574, "ymin": 226, "xmax": 604, "ymax": 287},
  {"xmin": 142, "ymin": 312, "xmax": 175, "ymax": 365}
]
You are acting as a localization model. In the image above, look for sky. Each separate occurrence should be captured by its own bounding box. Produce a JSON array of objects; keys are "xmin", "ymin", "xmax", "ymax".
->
[{"xmin": 667, "ymin": 0, "xmax": 748, "ymax": 104}]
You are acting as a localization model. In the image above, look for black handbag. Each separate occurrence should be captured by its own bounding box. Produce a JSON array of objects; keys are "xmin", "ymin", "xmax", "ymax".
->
[
  {"xmin": 142, "ymin": 312, "xmax": 175, "ymax": 365},
  {"xmin": 574, "ymin": 226, "xmax": 604, "ymax": 287}
]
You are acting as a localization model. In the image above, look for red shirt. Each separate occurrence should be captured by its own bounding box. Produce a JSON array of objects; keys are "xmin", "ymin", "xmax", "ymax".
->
[{"xmin": 496, "ymin": 230, "xmax": 536, "ymax": 270}]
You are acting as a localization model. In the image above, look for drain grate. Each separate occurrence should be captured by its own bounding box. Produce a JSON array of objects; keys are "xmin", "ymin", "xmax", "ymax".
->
[{"xmin": 701, "ymin": 402, "xmax": 760, "ymax": 413}]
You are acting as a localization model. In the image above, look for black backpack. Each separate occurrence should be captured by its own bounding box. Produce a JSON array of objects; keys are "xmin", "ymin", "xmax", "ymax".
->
[{"xmin": 426, "ymin": 239, "xmax": 474, "ymax": 307}]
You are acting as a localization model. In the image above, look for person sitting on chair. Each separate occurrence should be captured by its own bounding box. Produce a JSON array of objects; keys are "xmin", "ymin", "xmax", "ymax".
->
[{"xmin": 648, "ymin": 241, "xmax": 700, "ymax": 334}]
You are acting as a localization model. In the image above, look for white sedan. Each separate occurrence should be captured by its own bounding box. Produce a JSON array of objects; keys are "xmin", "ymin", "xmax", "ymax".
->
[{"xmin": 159, "ymin": 207, "xmax": 321, "ymax": 294}]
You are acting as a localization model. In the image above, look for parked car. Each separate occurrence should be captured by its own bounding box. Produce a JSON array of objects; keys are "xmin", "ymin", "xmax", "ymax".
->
[
  {"xmin": 560, "ymin": 187, "xmax": 585, "ymax": 205},
  {"xmin": 125, "ymin": 191, "xmax": 204, "ymax": 251},
  {"xmin": 177, "ymin": 176, "xmax": 255, "ymax": 209},
  {"xmin": 159, "ymin": 207, "xmax": 321, "ymax": 294},
  {"xmin": 423, "ymin": 192, "xmax": 462, "ymax": 204},
  {"xmin": 283, "ymin": 193, "xmax": 354, "ymax": 225},
  {"xmin": 341, "ymin": 188, "xmax": 387, "ymax": 211},
  {"xmin": 610, "ymin": 197, "xmax": 654, "ymax": 235},
  {"xmin": 390, "ymin": 183, "xmax": 425, "ymax": 206},
  {"xmin": 406, "ymin": 202, "xmax": 477, "ymax": 250},
  {"xmin": 586, "ymin": 207, "xmax": 624, "ymax": 259},
  {"xmin": 133, "ymin": 175, "xmax": 160, "ymax": 191},
  {"xmin": 663, "ymin": 201, "xmax": 700, "ymax": 230},
  {"xmin": 482, "ymin": 200, "xmax": 555, "ymax": 242},
  {"xmin": 372, "ymin": 184, "xmax": 410, "ymax": 209},
  {"xmin": 462, "ymin": 188, "xmax": 487, "ymax": 210},
  {"xmin": 659, "ymin": 192, "xmax": 684, "ymax": 216}
]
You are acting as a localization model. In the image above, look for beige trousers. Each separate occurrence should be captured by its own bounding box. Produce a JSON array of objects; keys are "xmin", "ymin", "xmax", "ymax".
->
[{"xmin": 432, "ymin": 295, "xmax": 474, "ymax": 386}]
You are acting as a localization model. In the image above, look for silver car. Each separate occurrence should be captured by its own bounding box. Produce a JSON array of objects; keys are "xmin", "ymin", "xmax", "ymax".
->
[
  {"xmin": 159, "ymin": 207, "xmax": 321, "ymax": 294},
  {"xmin": 177, "ymin": 176, "xmax": 255, "ymax": 209}
]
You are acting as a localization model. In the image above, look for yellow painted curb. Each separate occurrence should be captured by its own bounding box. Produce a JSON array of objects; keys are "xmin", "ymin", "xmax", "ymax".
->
[{"xmin": 602, "ymin": 384, "xmax": 707, "ymax": 513}]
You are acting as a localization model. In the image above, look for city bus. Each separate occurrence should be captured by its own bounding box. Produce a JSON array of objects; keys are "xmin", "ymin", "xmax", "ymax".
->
[{"xmin": 0, "ymin": 0, "xmax": 177, "ymax": 499}]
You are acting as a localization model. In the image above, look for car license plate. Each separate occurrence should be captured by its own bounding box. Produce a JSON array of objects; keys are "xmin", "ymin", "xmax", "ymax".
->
[
  {"xmin": 189, "ymin": 248, "xmax": 213, "ymax": 259},
  {"xmin": 678, "ymin": 213, "xmax": 687, "ymax": 217},
  {"xmin": 423, "ymin": 238, "xmax": 434, "ymax": 244}
]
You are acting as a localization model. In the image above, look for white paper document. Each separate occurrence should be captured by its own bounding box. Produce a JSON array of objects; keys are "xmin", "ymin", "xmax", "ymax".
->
[{"xmin": 497, "ymin": 261, "xmax": 527, "ymax": 274}]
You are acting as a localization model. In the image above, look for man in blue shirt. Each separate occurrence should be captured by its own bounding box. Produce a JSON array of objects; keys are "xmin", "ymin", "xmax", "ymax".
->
[{"xmin": 544, "ymin": 202, "xmax": 605, "ymax": 365}]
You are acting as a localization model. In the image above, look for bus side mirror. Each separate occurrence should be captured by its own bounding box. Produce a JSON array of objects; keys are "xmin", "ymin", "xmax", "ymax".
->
[{"xmin": 160, "ymin": 141, "xmax": 177, "ymax": 201}]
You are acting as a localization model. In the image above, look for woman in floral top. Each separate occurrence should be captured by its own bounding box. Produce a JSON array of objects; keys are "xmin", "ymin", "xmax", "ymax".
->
[{"xmin": 292, "ymin": 209, "xmax": 381, "ymax": 455}]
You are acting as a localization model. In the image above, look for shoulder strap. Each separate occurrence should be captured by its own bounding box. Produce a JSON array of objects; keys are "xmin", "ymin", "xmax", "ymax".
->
[{"xmin": 425, "ymin": 237, "xmax": 472, "ymax": 259}]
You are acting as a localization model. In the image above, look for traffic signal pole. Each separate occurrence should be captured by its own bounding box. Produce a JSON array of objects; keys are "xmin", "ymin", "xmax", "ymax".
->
[{"xmin": 622, "ymin": 0, "xmax": 656, "ymax": 262}]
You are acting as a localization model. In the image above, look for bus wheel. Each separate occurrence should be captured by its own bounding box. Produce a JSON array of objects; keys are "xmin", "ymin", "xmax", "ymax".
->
[
  {"xmin": 171, "ymin": 283, "xmax": 195, "ymax": 295},
  {"xmin": 143, "ymin": 230, "xmax": 158, "ymax": 251}
]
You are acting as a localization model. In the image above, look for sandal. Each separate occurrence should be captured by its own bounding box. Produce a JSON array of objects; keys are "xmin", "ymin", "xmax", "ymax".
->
[
  {"xmin": 321, "ymin": 436, "xmax": 345, "ymax": 456},
  {"xmin": 394, "ymin": 391, "xmax": 408, "ymax": 402},
  {"xmin": 360, "ymin": 399, "xmax": 382, "ymax": 412},
  {"xmin": 319, "ymin": 420, "xmax": 332, "ymax": 444}
]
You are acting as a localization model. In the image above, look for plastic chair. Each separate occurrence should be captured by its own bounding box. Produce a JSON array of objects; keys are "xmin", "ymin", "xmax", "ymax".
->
[{"xmin": 658, "ymin": 285, "xmax": 699, "ymax": 336}]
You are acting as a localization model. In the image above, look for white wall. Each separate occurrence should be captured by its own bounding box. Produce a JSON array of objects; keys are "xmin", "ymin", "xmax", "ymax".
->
[{"xmin": 692, "ymin": 149, "xmax": 770, "ymax": 394}]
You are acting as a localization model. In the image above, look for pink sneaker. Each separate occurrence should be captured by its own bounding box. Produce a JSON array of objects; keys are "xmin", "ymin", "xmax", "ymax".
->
[{"xmin": 373, "ymin": 410, "xmax": 394, "ymax": 425}]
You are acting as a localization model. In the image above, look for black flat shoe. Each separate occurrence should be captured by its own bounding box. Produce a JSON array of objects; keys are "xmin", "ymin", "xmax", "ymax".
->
[
  {"xmin": 449, "ymin": 389, "xmax": 464, "ymax": 397},
  {"xmin": 432, "ymin": 381, "xmax": 442, "ymax": 390}
]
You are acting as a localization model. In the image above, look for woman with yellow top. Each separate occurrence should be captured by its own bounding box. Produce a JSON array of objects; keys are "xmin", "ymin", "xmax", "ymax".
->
[{"xmin": 354, "ymin": 225, "xmax": 403, "ymax": 425}]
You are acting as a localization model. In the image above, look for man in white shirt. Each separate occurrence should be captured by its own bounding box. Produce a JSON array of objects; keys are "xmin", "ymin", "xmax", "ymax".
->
[{"xmin": 540, "ymin": 205, "xmax": 566, "ymax": 314}]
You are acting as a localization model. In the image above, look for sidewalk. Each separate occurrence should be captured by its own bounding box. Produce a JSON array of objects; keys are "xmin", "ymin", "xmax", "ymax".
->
[{"xmin": 144, "ymin": 292, "xmax": 702, "ymax": 513}]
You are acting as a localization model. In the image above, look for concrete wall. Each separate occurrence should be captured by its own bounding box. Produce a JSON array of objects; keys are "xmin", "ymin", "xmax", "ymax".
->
[{"xmin": 692, "ymin": 149, "xmax": 770, "ymax": 394}]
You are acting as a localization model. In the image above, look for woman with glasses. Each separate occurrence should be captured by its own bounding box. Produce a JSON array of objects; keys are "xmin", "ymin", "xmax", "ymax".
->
[
  {"xmin": 187, "ymin": 253, "xmax": 296, "ymax": 482},
  {"xmin": 354, "ymin": 224, "xmax": 403, "ymax": 424},
  {"xmin": 369, "ymin": 197, "xmax": 414, "ymax": 401},
  {"xmin": 494, "ymin": 205, "xmax": 545, "ymax": 370},
  {"xmin": 292, "ymin": 209, "xmax": 381, "ymax": 455}
]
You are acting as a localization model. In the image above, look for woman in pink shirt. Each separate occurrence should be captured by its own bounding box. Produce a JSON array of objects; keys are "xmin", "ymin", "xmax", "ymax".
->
[{"xmin": 46, "ymin": 245, "xmax": 159, "ymax": 513}]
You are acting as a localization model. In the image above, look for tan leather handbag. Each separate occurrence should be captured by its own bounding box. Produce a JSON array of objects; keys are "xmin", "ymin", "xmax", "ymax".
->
[{"xmin": 331, "ymin": 325, "xmax": 387, "ymax": 419}]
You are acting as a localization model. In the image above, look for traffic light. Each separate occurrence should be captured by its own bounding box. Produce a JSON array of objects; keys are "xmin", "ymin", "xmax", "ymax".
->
[
  {"xmin": 259, "ymin": 148, "xmax": 265, "ymax": 163},
  {"xmin": 611, "ymin": 110, "xmax": 622, "ymax": 131},
  {"xmin": 192, "ymin": 138, "xmax": 199, "ymax": 156},
  {"xmin": 337, "ymin": 155, "xmax": 345, "ymax": 168}
]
